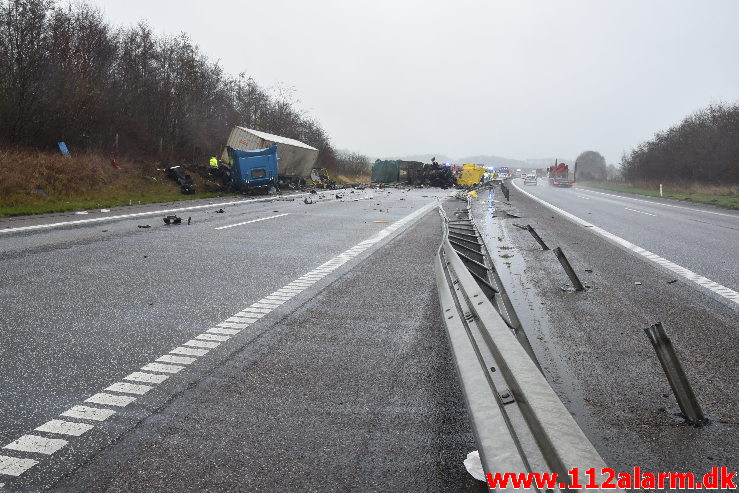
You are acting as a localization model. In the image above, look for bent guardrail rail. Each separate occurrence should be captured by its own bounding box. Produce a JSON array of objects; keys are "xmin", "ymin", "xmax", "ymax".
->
[{"xmin": 435, "ymin": 200, "xmax": 615, "ymax": 491}]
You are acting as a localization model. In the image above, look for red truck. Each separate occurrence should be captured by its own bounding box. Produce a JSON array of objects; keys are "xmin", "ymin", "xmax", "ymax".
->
[{"xmin": 548, "ymin": 161, "xmax": 577, "ymax": 187}]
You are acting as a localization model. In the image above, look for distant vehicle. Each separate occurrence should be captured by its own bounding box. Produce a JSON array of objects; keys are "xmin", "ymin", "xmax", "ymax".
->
[
  {"xmin": 548, "ymin": 162, "xmax": 577, "ymax": 187},
  {"xmin": 222, "ymin": 127, "xmax": 319, "ymax": 186},
  {"xmin": 498, "ymin": 166, "xmax": 510, "ymax": 178},
  {"xmin": 523, "ymin": 174, "xmax": 537, "ymax": 186}
]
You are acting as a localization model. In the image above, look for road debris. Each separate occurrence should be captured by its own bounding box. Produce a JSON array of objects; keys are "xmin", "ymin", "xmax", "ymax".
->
[
  {"xmin": 667, "ymin": 279, "xmax": 678, "ymax": 284},
  {"xmin": 138, "ymin": 225, "xmax": 150, "ymax": 229},
  {"xmin": 163, "ymin": 215, "xmax": 182, "ymax": 225},
  {"xmin": 463, "ymin": 450, "xmax": 485, "ymax": 481},
  {"xmin": 304, "ymin": 197, "xmax": 314, "ymax": 204},
  {"xmin": 187, "ymin": 217, "xmax": 191, "ymax": 225}
]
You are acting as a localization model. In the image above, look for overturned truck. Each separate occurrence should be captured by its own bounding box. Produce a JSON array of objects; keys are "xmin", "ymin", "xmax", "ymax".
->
[
  {"xmin": 371, "ymin": 159, "xmax": 454, "ymax": 188},
  {"xmin": 222, "ymin": 127, "xmax": 319, "ymax": 189}
]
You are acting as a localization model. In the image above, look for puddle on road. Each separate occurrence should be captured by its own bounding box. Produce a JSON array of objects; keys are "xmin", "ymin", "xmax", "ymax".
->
[{"xmin": 471, "ymin": 191, "xmax": 604, "ymax": 450}]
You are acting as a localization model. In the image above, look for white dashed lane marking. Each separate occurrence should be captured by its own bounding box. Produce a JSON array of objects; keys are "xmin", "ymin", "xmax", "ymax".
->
[
  {"xmin": 156, "ymin": 355, "xmax": 196, "ymax": 365},
  {"xmin": 3, "ymin": 436, "xmax": 67, "ymax": 455},
  {"xmin": 60, "ymin": 406, "xmax": 115, "ymax": 422},
  {"xmin": 34, "ymin": 420, "xmax": 94, "ymax": 437},
  {"xmin": 512, "ymin": 181, "xmax": 739, "ymax": 305},
  {"xmin": 141, "ymin": 363, "xmax": 184, "ymax": 374},
  {"xmin": 0, "ymin": 199, "xmax": 438, "ymax": 482},
  {"xmin": 625, "ymin": 207, "xmax": 656, "ymax": 216},
  {"xmin": 171, "ymin": 346, "xmax": 209, "ymax": 356},
  {"xmin": 0, "ymin": 456, "xmax": 37, "ymax": 477},
  {"xmin": 108, "ymin": 380, "xmax": 156, "ymax": 392},
  {"xmin": 84, "ymin": 393, "xmax": 137, "ymax": 407},
  {"xmin": 123, "ymin": 373, "xmax": 168, "ymax": 385},
  {"xmin": 582, "ymin": 188, "xmax": 738, "ymax": 218},
  {"xmin": 214, "ymin": 213, "xmax": 289, "ymax": 230}
]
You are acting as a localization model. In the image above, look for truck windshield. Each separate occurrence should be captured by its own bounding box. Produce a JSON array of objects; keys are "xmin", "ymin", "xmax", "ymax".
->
[{"xmin": 252, "ymin": 168, "xmax": 266, "ymax": 179}]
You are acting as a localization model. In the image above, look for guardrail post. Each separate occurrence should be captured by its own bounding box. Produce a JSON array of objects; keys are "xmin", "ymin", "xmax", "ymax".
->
[
  {"xmin": 526, "ymin": 225, "xmax": 549, "ymax": 250},
  {"xmin": 644, "ymin": 322, "xmax": 707, "ymax": 426},
  {"xmin": 552, "ymin": 247, "xmax": 585, "ymax": 291}
]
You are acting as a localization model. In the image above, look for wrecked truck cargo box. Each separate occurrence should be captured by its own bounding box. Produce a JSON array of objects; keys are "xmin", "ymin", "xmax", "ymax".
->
[
  {"xmin": 371, "ymin": 160, "xmax": 400, "ymax": 183},
  {"xmin": 456, "ymin": 164, "xmax": 487, "ymax": 186}
]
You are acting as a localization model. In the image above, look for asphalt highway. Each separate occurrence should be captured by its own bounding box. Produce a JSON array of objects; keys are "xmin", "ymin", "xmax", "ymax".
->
[
  {"xmin": 510, "ymin": 178, "xmax": 739, "ymax": 307},
  {"xmin": 473, "ymin": 184, "xmax": 738, "ymax": 480},
  {"xmin": 0, "ymin": 189, "xmax": 483, "ymax": 492}
]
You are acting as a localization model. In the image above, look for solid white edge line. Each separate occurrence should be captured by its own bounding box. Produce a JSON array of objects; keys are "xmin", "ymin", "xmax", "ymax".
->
[
  {"xmin": 511, "ymin": 181, "xmax": 739, "ymax": 306},
  {"xmin": 1, "ymin": 196, "xmax": 307, "ymax": 235}
]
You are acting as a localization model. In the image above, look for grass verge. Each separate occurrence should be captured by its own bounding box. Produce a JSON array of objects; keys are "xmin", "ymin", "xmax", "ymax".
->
[
  {"xmin": 0, "ymin": 189, "xmax": 236, "ymax": 217},
  {"xmin": 0, "ymin": 148, "xmax": 238, "ymax": 217},
  {"xmin": 584, "ymin": 182, "xmax": 739, "ymax": 209}
]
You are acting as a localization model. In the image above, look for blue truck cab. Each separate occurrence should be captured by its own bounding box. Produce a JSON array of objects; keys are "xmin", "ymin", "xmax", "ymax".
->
[{"xmin": 227, "ymin": 145, "xmax": 279, "ymax": 192}]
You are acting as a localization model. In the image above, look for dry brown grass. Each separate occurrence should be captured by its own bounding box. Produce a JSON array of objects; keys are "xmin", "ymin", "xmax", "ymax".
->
[
  {"xmin": 1, "ymin": 148, "xmax": 158, "ymax": 203},
  {"xmin": 0, "ymin": 148, "xmax": 228, "ymax": 215}
]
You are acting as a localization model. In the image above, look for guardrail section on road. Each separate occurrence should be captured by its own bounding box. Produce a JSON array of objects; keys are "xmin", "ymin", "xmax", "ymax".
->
[{"xmin": 434, "ymin": 200, "xmax": 614, "ymax": 490}]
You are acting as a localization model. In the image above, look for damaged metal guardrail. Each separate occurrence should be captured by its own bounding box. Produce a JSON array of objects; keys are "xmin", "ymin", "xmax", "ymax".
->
[{"xmin": 435, "ymin": 199, "xmax": 613, "ymax": 490}]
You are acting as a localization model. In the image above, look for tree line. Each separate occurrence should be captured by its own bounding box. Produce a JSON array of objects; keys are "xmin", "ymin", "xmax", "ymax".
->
[
  {"xmin": 0, "ymin": 0, "xmax": 367, "ymax": 172},
  {"xmin": 621, "ymin": 103, "xmax": 739, "ymax": 184}
]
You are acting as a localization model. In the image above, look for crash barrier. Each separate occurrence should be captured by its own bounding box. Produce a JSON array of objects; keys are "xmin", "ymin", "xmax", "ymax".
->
[
  {"xmin": 435, "ymin": 199, "xmax": 612, "ymax": 487},
  {"xmin": 500, "ymin": 182, "xmax": 510, "ymax": 201},
  {"xmin": 553, "ymin": 247, "xmax": 586, "ymax": 292},
  {"xmin": 644, "ymin": 322, "xmax": 707, "ymax": 426}
]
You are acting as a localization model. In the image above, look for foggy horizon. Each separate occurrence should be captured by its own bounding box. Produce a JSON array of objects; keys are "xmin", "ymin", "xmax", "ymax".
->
[{"xmin": 86, "ymin": 0, "xmax": 739, "ymax": 165}]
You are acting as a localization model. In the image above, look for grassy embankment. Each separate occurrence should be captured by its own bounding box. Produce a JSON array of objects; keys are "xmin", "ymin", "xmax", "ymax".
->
[
  {"xmin": 583, "ymin": 181, "xmax": 739, "ymax": 209},
  {"xmin": 0, "ymin": 148, "xmax": 239, "ymax": 217}
]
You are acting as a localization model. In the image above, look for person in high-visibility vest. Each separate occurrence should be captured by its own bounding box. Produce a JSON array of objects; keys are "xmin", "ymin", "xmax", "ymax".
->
[{"xmin": 209, "ymin": 157, "xmax": 218, "ymax": 169}]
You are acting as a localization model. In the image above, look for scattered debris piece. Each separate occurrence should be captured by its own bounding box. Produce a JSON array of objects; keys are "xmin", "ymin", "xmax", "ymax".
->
[
  {"xmin": 138, "ymin": 225, "xmax": 150, "ymax": 229},
  {"xmin": 163, "ymin": 165, "xmax": 196, "ymax": 194},
  {"xmin": 304, "ymin": 197, "xmax": 314, "ymax": 204},
  {"xmin": 187, "ymin": 217, "xmax": 191, "ymax": 225},
  {"xmin": 101, "ymin": 230, "xmax": 108, "ymax": 232},
  {"xmin": 585, "ymin": 269, "xmax": 593, "ymax": 273},
  {"xmin": 463, "ymin": 450, "xmax": 485, "ymax": 482},
  {"xmin": 75, "ymin": 211, "xmax": 88, "ymax": 215},
  {"xmin": 310, "ymin": 189, "xmax": 318, "ymax": 194},
  {"xmin": 163, "ymin": 215, "xmax": 182, "ymax": 225},
  {"xmin": 634, "ymin": 281, "xmax": 642, "ymax": 285},
  {"xmin": 512, "ymin": 223, "xmax": 527, "ymax": 230},
  {"xmin": 373, "ymin": 220, "xmax": 388, "ymax": 223},
  {"xmin": 335, "ymin": 193, "xmax": 344, "ymax": 199},
  {"xmin": 667, "ymin": 279, "xmax": 678, "ymax": 284},
  {"xmin": 215, "ymin": 209, "xmax": 225, "ymax": 213},
  {"xmin": 100, "ymin": 209, "xmax": 110, "ymax": 213}
]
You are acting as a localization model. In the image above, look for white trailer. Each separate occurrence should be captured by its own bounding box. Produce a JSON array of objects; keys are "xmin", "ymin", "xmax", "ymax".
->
[{"xmin": 221, "ymin": 127, "xmax": 319, "ymax": 182}]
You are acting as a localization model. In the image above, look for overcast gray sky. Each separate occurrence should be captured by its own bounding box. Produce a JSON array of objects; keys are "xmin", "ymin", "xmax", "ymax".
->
[{"xmin": 88, "ymin": 0, "xmax": 739, "ymax": 163}]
